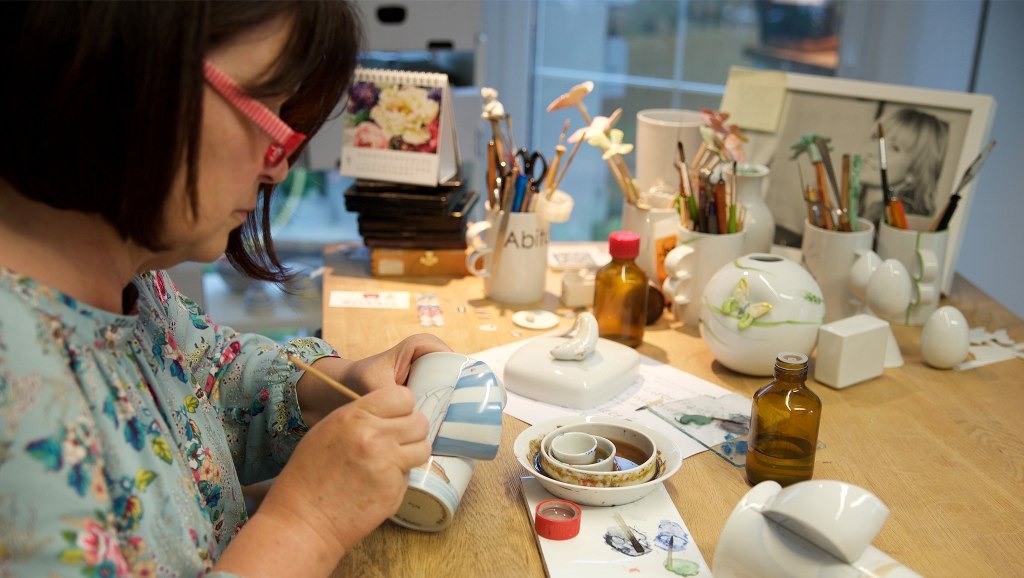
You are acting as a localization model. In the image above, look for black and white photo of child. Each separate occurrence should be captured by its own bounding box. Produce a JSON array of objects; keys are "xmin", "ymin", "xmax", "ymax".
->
[{"xmin": 858, "ymin": 105, "xmax": 950, "ymax": 223}]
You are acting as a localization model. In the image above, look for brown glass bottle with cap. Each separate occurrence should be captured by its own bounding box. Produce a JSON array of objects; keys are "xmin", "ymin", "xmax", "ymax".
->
[
  {"xmin": 745, "ymin": 352, "xmax": 822, "ymax": 486},
  {"xmin": 593, "ymin": 231, "xmax": 647, "ymax": 348}
]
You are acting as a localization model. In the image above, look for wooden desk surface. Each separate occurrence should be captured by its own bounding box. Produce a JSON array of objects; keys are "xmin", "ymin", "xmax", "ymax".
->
[{"xmin": 320, "ymin": 244, "xmax": 1024, "ymax": 577}]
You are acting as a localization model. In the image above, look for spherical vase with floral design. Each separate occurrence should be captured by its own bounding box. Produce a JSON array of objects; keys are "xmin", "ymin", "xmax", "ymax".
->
[{"xmin": 700, "ymin": 253, "xmax": 825, "ymax": 376}]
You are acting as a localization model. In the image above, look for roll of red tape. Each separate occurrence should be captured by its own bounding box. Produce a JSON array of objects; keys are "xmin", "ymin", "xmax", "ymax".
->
[{"xmin": 534, "ymin": 499, "xmax": 582, "ymax": 540}]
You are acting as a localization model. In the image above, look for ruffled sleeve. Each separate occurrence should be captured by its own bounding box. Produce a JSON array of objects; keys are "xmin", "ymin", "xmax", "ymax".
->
[{"xmin": 145, "ymin": 271, "xmax": 339, "ymax": 486}]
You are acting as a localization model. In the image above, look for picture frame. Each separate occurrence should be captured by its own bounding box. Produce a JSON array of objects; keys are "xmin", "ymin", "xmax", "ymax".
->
[{"xmin": 722, "ymin": 67, "xmax": 996, "ymax": 294}]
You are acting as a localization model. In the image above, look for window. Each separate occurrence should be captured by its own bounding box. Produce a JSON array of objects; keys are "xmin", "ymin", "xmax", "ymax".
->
[{"xmin": 529, "ymin": 0, "xmax": 841, "ymax": 241}]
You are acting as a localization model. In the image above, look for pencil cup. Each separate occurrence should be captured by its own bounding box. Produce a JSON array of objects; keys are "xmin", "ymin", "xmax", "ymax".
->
[
  {"xmin": 466, "ymin": 210, "xmax": 550, "ymax": 304},
  {"xmin": 876, "ymin": 219, "xmax": 949, "ymax": 326},
  {"xmin": 662, "ymin": 227, "xmax": 746, "ymax": 327},
  {"xmin": 801, "ymin": 219, "xmax": 875, "ymax": 322},
  {"xmin": 621, "ymin": 202, "xmax": 680, "ymax": 285}
]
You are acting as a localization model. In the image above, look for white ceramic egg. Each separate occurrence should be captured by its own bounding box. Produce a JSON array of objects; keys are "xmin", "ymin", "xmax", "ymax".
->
[
  {"xmin": 920, "ymin": 306, "xmax": 970, "ymax": 369},
  {"xmin": 866, "ymin": 259, "xmax": 912, "ymax": 320}
]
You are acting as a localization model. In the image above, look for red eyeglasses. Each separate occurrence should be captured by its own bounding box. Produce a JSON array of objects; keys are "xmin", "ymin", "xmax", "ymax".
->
[{"xmin": 202, "ymin": 60, "xmax": 306, "ymax": 167}]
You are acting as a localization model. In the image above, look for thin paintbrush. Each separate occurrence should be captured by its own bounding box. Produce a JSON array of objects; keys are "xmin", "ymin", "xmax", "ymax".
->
[
  {"xmin": 543, "ymin": 119, "xmax": 571, "ymax": 195},
  {"xmin": 677, "ymin": 141, "xmax": 698, "ymax": 227},
  {"xmin": 878, "ymin": 123, "xmax": 908, "ymax": 229},
  {"xmin": 933, "ymin": 140, "xmax": 996, "ymax": 231},
  {"xmin": 814, "ymin": 137, "xmax": 850, "ymax": 231},
  {"xmin": 613, "ymin": 512, "xmax": 645, "ymax": 554},
  {"xmin": 287, "ymin": 354, "xmax": 361, "ymax": 401},
  {"xmin": 549, "ymin": 132, "xmax": 586, "ymax": 194}
]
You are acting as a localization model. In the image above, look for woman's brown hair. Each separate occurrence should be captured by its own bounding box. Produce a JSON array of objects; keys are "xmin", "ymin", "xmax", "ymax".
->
[{"xmin": 0, "ymin": 1, "xmax": 363, "ymax": 281}]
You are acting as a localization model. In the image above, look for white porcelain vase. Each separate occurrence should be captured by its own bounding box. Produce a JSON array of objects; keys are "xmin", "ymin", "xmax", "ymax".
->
[
  {"xmin": 700, "ymin": 254, "xmax": 825, "ymax": 376},
  {"xmin": 726, "ymin": 163, "xmax": 774, "ymax": 254}
]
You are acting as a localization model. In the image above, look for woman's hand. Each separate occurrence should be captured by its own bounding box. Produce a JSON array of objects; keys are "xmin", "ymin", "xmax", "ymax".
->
[
  {"xmin": 297, "ymin": 334, "xmax": 452, "ymax": 426},
  {"xmin": 215, "ymin": 385, "xmax": 430, "ymax": 576},
  {"xmin": 340, "ymin": 333, "xmax": 452, "ymax": 393}
]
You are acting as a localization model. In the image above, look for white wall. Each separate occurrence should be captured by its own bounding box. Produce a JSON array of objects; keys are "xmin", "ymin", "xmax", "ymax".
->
[
  {"xmin": 958, "ymin": 0, "xmax": 1024, "ymax": 320},
  {"xmin": 839, "ymin": 0, "xmax": 1023, "ymax": 319}
]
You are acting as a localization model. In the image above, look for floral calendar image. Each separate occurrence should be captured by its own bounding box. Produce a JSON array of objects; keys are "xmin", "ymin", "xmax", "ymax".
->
[
  {"xmin": 344, "ymin": 79, "xmax": 442, "ymax": 154},
  {"xmin": 340, "ymin": 67, "xmax": 459, "ymax": 187}
]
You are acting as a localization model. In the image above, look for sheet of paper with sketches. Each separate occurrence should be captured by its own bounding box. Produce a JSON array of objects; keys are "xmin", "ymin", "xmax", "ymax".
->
[{"xmin": 472, "ymin": 338, "xmax": 748, "ymax": 461}]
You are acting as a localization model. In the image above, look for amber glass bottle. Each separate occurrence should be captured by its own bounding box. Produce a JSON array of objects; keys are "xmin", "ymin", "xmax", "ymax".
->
[
  {"xmin": 593, "ymin": 231, "xmax": 647, "ymax": 348},
  {"xmin": 745, "ymin": 352, "xmax": 822, "ymax": 486}
]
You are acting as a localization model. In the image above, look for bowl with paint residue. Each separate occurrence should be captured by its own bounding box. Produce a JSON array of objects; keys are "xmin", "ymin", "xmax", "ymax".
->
[{"xmin": 515, "ymin": 416, "xmax": 683, "ymax": 507}]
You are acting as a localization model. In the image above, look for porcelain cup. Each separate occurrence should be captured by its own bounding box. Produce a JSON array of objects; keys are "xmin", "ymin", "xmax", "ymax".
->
[
  {"xmin": 406, "ymin": 352, "xmax": 506, "ymax": 461},
  {"xmin": 391, "ymin": 455, "xmax": 476, "ymax": 532},
  {"xmin": 662, "ymin": 227, "xmax": 746, "ymax": 327},
  {"xmin": 714, "ymin": 480, "xmax": 917, "ymax": 578},
  {"xmin": 621, "ymin": 202, "xmax": 680, "ymax": 285},
  {"xmin": 876, "ymin": 219, "xmax": 949, "ymax": 326},
  {"xmin": 635, "ymin": 109, "xmax": 704, "ymax": 194},
  {"xmin": 549, "ymin": 432, "xmax": 598, "ymax": 465},
  {"xmin": 466, "ymin": 210, "xmax": 550, "ymax": 304},
  {"xmin": 760, "ymin": 480, "xmax": 891, "ymax": 563},
  {"xmin": 801, "ymin": 219, "xmax": 875, "ymax": 322},
  {"xmin": 571, "ymin": 436, "xmax": 616, "ymax": 472}
]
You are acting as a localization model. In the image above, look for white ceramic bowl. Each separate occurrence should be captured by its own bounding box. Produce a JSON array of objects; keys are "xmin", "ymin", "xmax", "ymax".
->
[
  {"xmin": 514, "ymin": 416, "xmax": 683, "ymax": 507},
  {"xmin": 538, "ymin": 423, "xmax": 657, "ymax": 487}
]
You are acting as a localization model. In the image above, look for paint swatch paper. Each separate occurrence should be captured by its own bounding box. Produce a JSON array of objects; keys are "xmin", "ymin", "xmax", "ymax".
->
[
  {"xmin": 521, "ymin": 477, "xmax": 712, "ymax": 577},
  {"xmin": 328, "ymin": 290, "xmax": 410, "ymax": 309}
]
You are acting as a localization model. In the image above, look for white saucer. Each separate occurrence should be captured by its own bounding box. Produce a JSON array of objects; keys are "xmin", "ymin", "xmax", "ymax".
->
[{"xmin": 512, "ymin": 310, "xmax": 559, "ymax": 330}]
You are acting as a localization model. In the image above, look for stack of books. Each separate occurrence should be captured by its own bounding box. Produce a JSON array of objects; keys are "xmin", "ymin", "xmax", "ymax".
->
[{"xmin": 343, "ymin": 179, "xmax": 479, "ymax": 276}]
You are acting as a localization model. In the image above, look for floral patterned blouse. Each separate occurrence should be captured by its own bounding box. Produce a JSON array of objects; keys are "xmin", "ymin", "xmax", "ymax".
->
[{"xmin": 0, "ymin": 267, "xmax": 337, "ymax": 577}]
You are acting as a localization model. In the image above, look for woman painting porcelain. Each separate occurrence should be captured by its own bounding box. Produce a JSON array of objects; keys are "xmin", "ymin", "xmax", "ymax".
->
[
  {"xmin": 0, "ymin": 2, "xmax": 450, "ymax": 576},
  {"xmin": 858, "ymin": 106, "xmax": 950, "ymax": 223}
]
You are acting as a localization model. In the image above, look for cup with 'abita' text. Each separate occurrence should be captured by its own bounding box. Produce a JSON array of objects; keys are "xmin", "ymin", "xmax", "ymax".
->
[{"xmin": 466, "ymin": 210, "xmax": 550, "ymax": 304}]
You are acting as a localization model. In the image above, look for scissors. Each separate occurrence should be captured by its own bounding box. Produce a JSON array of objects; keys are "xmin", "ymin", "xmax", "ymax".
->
[{"xmin": 512, "ymin": 148, "xmax": 547, "ymax": 212}]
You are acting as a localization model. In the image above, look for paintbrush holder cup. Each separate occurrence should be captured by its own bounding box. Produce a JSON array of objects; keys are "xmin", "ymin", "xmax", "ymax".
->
[
  {"xmin": 801, "ymin": 219, "xmax": 876, "ymax": 322},
  {"xmin": 466, "ymin": 210, "xmax": 550, "ymax": 304},
  {"xmin": 876, "ymin": 220, "xmax": 949, "ymax": 326},
  {"xmin": 662, "ymin": 227, "xmax": 746, "ymax": 327}
]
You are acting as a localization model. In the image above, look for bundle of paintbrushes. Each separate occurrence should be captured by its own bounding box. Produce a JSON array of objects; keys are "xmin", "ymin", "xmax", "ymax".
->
[
  {"xmin": 790, "ymin": 133, "xmax": 859, "ymax": 232},
  {"xmin": 676, "ymin": 154, "xmax": 745, "ymax": 235},
  {"xmin": 481, "ymin": 87, "xmax": 565, "ymax": 215},
  {"xmin": 546, "ymin": 81, "xmax": 639, "ymax": 205},
  {"xmin": 673, "ymin": 109, "xmax": 751, "ymax": 234}
]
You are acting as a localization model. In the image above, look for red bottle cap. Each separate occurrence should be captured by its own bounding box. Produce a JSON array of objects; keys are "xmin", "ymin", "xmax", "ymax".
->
[
  {"xmin": 534, "ymin": 499, "xmax": 582, "ymax": 540},
  {"xmin": 608, "ymin": 231, "xmax": 640, "ymax": 260}
]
